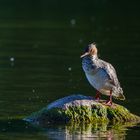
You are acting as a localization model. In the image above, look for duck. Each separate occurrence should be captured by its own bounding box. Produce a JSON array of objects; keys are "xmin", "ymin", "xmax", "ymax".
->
[{"xmin": 80, "ymin": 43, "xmax": 125, "ymax": 105}]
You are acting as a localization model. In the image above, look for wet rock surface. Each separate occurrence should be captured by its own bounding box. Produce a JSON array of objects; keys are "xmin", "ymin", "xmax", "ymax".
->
[{"xmin": 24, "ymin": 95, "xmax": 140, "ymax": 125}]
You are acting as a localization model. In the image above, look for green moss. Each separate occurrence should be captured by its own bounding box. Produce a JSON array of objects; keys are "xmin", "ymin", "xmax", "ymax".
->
[
  {"xmin": 106, "ymin": 105, "xmax": 140, "ymax": 123},
  {"xmin": 25, "ymin": 101, "xmax": 140, "ymax": 125}
]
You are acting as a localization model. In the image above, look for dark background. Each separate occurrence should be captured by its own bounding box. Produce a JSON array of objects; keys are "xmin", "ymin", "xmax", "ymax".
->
[
  {"xmin": 0, "ymin": 1, "xmax": 139, "ymax": 139},
  {"xmin": 0, "ymin": 0, "xmax": 140, "ymax": 115}
]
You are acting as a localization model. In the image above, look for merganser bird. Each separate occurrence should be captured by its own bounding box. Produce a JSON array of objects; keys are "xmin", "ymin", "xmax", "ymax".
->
[{"xmin": 81, "ymin": 43, "xmax": 125, "ymax": 105}]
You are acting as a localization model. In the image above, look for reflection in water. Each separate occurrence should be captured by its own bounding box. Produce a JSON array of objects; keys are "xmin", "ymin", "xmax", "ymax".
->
[
  {"xmin": 0, "ymin": 119, "xmax": 139, "ymax": 140},
  {"xmin": 44, "ymin": 122, "xmax": 139, "ymax": 140}
]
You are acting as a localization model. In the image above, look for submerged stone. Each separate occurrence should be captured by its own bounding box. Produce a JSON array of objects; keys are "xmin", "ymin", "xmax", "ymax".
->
[{"xmin": 24, "ymin": 95, "xmax": 140, "ymax": 125}]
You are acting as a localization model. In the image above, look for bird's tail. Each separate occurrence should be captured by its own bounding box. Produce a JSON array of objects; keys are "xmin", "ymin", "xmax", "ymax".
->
[{"xmin": 112, "ymin": 87, "xmax": 125, "ymax": 100}]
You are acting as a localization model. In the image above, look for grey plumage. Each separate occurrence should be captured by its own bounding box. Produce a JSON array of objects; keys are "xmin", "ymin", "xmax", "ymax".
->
[{"xmin": 81, "ymin": 46, "xmax": 125, "ymax": 100}]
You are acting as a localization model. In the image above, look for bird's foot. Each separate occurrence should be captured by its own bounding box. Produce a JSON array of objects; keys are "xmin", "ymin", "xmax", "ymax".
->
[
  {"xmin": 105, "ymin": 100, "xmax": 112, "ymax": 106},
  {"xmin": 95, "ymin": 91, "xmax": 100, "ymax": 102}
]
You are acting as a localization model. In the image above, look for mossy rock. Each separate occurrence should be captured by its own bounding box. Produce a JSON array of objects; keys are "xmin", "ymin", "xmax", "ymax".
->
[{"xmin": 24, "ymin": 95, "xmax": 140, "ymax": 125}]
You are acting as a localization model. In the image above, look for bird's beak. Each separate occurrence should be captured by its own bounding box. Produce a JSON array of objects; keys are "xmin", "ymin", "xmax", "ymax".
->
[{"xmin": 80, "ymin": 52, "xmax": 89, "ymax": 58}]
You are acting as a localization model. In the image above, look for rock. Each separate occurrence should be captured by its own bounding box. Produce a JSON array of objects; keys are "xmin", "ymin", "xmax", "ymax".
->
[{"xmin": 24, "ymin": 95, "xmax": 140, "ymax": 125}]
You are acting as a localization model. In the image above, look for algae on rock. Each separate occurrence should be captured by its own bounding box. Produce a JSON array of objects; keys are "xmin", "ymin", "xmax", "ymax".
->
[{"xmin": 24, "ymin": 95, "xmax": 140, "ymax": 125}]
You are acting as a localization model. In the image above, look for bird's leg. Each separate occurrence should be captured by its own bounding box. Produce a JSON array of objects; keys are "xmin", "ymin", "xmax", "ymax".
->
[
  {"xmin": 106, "ymin": 90, "xmax": 112, "ymax": 106},
  {"xmin": 95, "ymin": 90, "xmax": 101, "ymax": 101}
]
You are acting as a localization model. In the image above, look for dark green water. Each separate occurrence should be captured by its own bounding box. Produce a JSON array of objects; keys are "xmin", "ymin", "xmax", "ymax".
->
[{"xmin": 0, "ymin": 0, "xmax": 140, "ymax": 139}]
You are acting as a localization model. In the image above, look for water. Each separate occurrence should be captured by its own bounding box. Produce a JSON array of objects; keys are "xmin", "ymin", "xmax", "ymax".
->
[{"xmin": 0, "ymin": 0, "xmax": 140, "ymax": 139}]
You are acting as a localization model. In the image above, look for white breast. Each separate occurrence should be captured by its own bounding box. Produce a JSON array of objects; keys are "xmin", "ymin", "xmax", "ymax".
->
[{"xmin": 85, "ymin": 69, "xmax": 109, "ymax": 90}]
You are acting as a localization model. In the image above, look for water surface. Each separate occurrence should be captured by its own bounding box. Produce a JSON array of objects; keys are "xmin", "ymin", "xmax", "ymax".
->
[{"xmin": 0, "ymin": 0, "xmax": 140, "ymax": 139}]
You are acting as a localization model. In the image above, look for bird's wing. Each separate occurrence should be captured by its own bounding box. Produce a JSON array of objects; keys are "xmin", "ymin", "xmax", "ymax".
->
[{"xmin": 96, "ymin": 59, "xmax": 120, "ymax": 87}]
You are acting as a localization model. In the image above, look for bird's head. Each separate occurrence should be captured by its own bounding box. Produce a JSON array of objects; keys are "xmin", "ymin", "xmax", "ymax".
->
[{"xmin": 80, "ymin": 42, "xmax": 98, "ymax": 58}]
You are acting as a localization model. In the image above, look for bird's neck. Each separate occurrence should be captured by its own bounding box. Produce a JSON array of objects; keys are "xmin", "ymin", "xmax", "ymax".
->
[{"xmin": 91, "ymin": 54, "xmax": 98, "ymax": 60}]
